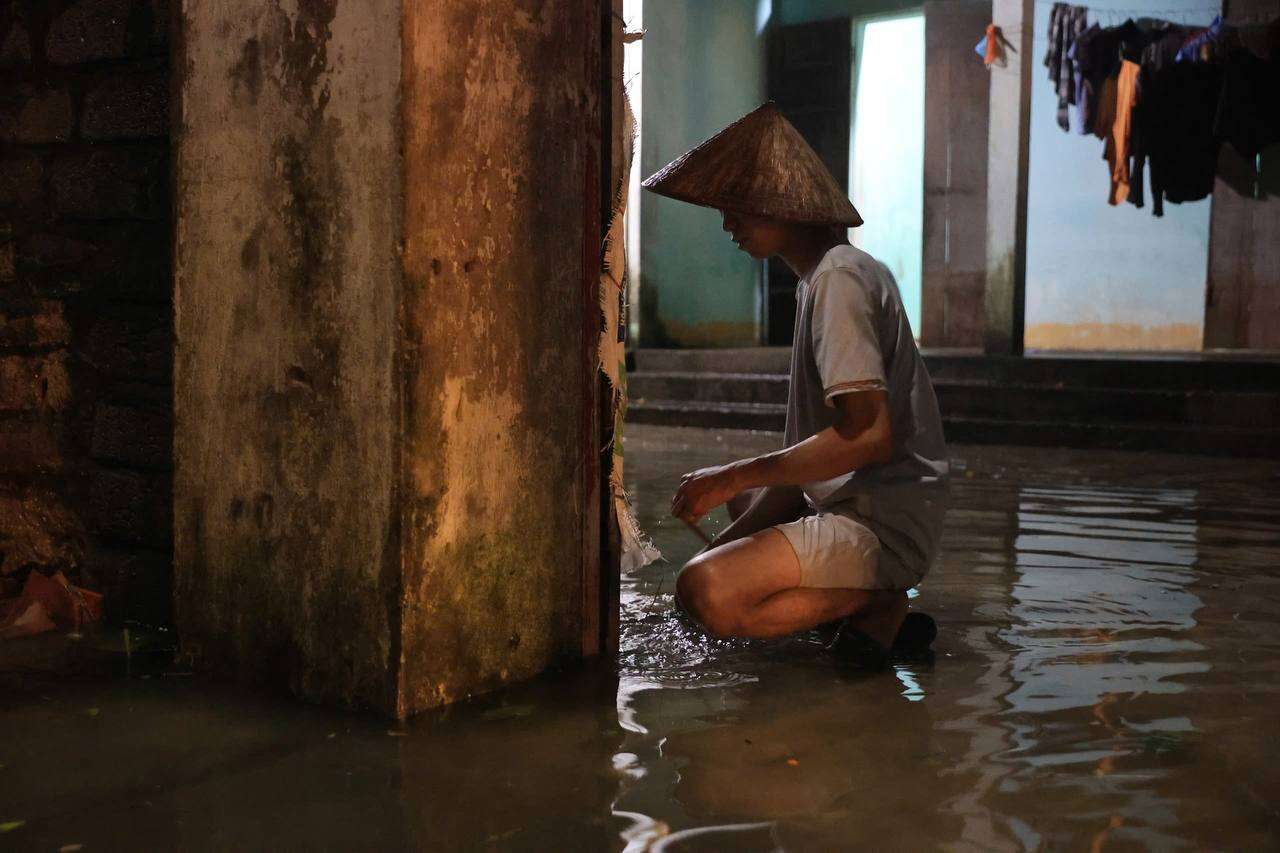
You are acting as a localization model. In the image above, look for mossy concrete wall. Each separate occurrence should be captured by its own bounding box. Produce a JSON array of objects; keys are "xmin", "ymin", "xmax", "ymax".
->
[
  {"xmin": 175, "ymin": 0, "xmax": 403, "ymax": 710},
  {"xmin": 175, "ymin": 0, "xmax": 600, "ymax": 718}
]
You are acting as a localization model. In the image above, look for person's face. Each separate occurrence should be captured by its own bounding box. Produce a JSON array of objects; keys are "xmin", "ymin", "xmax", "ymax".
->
[{"xmin": 720, "ymin": 210, "xmax": 792, "ymax": 260}]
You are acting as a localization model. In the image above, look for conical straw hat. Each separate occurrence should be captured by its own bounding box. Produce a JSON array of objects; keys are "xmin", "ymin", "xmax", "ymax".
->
[{"xmin": 642, "ymin": 102, "xmax": 862, "ymax": 227}]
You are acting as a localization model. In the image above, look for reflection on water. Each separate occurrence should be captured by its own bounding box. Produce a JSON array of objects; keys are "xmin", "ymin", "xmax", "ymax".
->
[
  {"xmin": 613, "ymin": 426, "xmax": 1280, "ymax": 851},
  {"xmin": 1006, "ymin": 485, "xmax": 1207, "ymax": 715},
  {"xmin": 4, "ymin": 427, "xmax": 1278, "ymax": 850}
]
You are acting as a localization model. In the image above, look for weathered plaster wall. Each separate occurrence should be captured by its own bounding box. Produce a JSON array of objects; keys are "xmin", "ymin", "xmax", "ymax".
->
[
  {"xmin": 174, "ymin": 0, "xmax": 403, "ymax": 709},
  {"xmin": 640, "ymin": 0, "xmax": 764, "ymax": 347},
  {"xmin": 399, "ymin": 0, "xmax": 597, "ymax": 716}
]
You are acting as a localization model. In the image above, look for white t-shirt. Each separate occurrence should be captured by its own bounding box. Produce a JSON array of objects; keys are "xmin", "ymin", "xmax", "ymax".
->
[{"xmin": 783, "ymin": 244, "xmax": 949, "ymax": 577}]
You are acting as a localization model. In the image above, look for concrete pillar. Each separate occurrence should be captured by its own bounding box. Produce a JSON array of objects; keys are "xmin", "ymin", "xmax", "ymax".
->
[
  {"xmin": 1203, "ymin": 0, "xmax": 1280, "ymax": 350},
  {"xmin": 922, "ymin": 0, "xmax": 991, "ymax": 349},
  {"xmin": 1204, "ymin": 148, "xmax": 1280, "ymax": 349},
  {"xmin": 174, "ymin": 0, "xmax": 607, "ymax": 718},
  {"xmin": 983, "ymin": 0, "xmax": 1033, "ymax": 355}
]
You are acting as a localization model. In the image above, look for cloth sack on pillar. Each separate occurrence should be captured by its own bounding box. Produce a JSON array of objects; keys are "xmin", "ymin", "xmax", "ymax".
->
[
  {"xmin": 600, "ymin": 85, "xmax": 660, "ymax": 573},
  {"xmin": 641, "ymin": 101, "xmax": 862, "ymax": 226}
]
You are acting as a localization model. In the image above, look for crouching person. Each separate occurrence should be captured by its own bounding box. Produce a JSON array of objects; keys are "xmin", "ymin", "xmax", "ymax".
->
[{"xmin": 641, "ymin": 103, "xmax": 949, "ymax": 667}]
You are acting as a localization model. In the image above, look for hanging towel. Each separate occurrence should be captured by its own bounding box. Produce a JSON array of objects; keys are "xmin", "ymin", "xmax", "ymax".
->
[
  {"xmin": 600, "ymin": 88, "xmax": 661, "ymax": 573},
  {"xmin": 975, "ymin": 24, "xmax": 1006, "ymax": 67}
]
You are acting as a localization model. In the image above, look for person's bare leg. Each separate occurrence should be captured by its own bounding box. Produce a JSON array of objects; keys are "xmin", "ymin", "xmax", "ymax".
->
[{"xmin": 675, "ymin": 528, "xmax": 906, "ymax": 645}]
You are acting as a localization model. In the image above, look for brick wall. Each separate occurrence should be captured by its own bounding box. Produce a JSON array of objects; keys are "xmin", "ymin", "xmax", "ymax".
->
[{"xmin": 0, "ymin": 0, "xmax": 172, "ymax": 625}]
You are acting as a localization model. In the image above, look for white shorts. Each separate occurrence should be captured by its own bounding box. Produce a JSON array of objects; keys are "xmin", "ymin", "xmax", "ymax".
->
[{"xmin": 774, "ymin": 511, "xmax": 920, "ymax": 591}]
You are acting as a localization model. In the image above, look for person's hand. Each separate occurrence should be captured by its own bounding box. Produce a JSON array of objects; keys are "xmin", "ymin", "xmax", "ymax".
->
[{"xmin": 671, "ymin": 462, "xmax": 744, "ymax": 525}]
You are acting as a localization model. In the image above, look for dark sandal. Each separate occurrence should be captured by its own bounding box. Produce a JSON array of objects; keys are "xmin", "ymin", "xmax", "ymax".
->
[
  {"xmin": 824, "ymin": 622, "xmax": 891, "ymax": 670},
  {"xmin": 825, "ymin": 612, "xmax": 938, "ymax": 669},
  {"xmin": 891, "ymin": 612, "xmax": 938, "ymax": 654}
]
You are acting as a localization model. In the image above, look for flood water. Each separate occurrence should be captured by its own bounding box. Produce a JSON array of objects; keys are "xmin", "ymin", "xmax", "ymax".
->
[{"xmin": 3, "ymin": 424, "xmax": 1278, "ymax": 850}]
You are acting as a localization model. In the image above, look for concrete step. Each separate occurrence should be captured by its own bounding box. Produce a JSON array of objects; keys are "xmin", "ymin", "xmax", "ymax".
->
[
  {"xmin": 626, "ymin": 398, "xmax": 786, "ymax": 432},
  {"xmin": 933, "ymin": 380, "xmax": 1280, "ymax": 429},
  {"xmin": 924, "ymin": 351, "xmax": 1280, "ymax": 392},
  {"xmin": 942, "ymin": 416, "xmax": 1279, "ymax": 458},
  {"xmin": 635, "ymin": 347, "xmax": 791, "ymax": 375},
  {"xmin": 624, "ymin": 400, "xmax": 1278, "ymax": 456},
  {"xmin": 624, "ymin": 348, "xmax": 1280, "ymax": 456},
  {"xmin": 629, "ymin": 371, "xmax": 1280, "ymax": 429},
  {"xmin": 627, "ymin": 371, "xmax": 790, "ymax": 406}
]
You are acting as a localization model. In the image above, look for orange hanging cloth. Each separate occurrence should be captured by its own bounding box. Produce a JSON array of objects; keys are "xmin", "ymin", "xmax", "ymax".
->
[
  {"xmin": 975, "ymin": 25, "xmax": 1008, "ymax": 68},
  {"xmin": 984, "ymin": 24, "xmax": 1004, "ymax": 66}
]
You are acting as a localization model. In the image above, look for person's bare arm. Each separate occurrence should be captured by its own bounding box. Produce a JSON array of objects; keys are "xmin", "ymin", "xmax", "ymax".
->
[
  {"xmin": 672, "ymin": 389, "xmax": 892, "ymax": 525},
  {"xmin": 707, "ymin": 484, "xmax": 810, "ymax": 548}
]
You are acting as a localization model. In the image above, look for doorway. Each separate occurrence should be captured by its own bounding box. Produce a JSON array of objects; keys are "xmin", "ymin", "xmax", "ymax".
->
[
  {"xmin": 851, "ymin": 13, "xmax": 925, "ymax": 338},
  {"xmin": 763, "ymin": 11, "xmax": 925, "ymax": 345}
]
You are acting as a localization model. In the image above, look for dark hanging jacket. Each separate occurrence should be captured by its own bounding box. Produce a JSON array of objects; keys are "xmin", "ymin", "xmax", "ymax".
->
[
  {"xmin": 1214, "ymin": 40, "xmax": 1280, "ymax": 161},
  {"xmin": 1129, "ymin": 25, "xmax": 1224, "ymax": 215}
]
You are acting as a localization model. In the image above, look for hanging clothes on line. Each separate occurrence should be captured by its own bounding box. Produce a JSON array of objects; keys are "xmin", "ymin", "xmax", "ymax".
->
[
  {"xmin": 1105, "ymin": 58, "xmax": 1142, "ymax": 204},
  {"xmin": 1066, "ymin": 22, "xmax": 1101, "ymax": 133},
  {"xmin": 1040, "ymin": 3, "xmax": 1280, "ymax": 216},
  {"xmin": 1212, "ymin": 20, "xmax": 1280, "ymax": 197},
  {"xmin": 1176, "ymin": 15, "xmax": 1226, "ymax": 62},
  {"xmin": 1132, "ymin": 24, "xmax": 1225, "ymax": 215},
  {"xmin": 1072, "ymin": 19, "xmax": 1144, "ymax": 139},
  {"xmin": 1211, "ymin": 20, "xmax": 1280, "ymax": 160},
  {"xmin": 1045, "ymin": 2, "xmax": 1091, "ymax": 131}
]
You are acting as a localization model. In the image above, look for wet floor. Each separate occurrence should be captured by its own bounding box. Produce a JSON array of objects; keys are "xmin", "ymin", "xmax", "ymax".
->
[{"xmin": 3, "ymin": 424, "xmax": 1279, "ymax": 850}]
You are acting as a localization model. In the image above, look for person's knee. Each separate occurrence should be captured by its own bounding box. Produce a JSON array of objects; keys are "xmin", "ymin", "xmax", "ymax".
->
[{"xmin": 676, "ymin": 560, "xmax": 739, "ymax": 638}]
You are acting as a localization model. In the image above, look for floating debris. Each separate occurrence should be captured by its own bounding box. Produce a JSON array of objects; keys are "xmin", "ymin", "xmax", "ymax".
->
[{"xmin": 481, "ymin": 704, "xmax": 536, "ymax": 722}]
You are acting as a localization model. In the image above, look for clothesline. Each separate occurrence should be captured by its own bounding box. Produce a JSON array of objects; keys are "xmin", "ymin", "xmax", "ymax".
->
[
  {"xmin": 998, "ymin": 7, "xmax": 1276, "ymax": 35},
  {"xmin": 1038, "ymin": 0, "xmax": 1277, "ymax": 213},
  {"xmin": 1033, "ymin": 2, "xmax": 1222, "ymax": 11},
  {"xmin": 1029, "ymin": 1, "xmax": 1280, "ymax": 21},
  {"xmin": 1032, "ymin": 0, "xmax": 1280, "ymax": 9}
]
